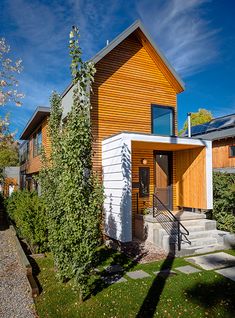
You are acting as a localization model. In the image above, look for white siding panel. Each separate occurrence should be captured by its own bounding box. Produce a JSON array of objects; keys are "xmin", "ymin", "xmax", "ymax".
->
[
  {"xmin": 102, "ymin": 136, "xmax": 132, "ymax": 242},
  {"xmin": 102, "ymin": 155, "xmax": 122, "ymax": 166},
  {"xmin": 103, "ymin": 172, "xmax": 124, "ymax": 181},
  {"xmin": 103, "ymin": 164, "xmax": 124, "ymax": 174},
  {"xmin": 103, "ymin": 180, "xmax": 125, "ymax": 189}
]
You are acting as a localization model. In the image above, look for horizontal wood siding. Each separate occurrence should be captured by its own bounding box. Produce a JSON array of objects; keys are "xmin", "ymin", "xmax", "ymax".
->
[
  {"xmin": 21, "ymin": 117, "xmax": 49, "ymax": 175},
  {"xmin": 91, "ymin": 33, "xmax": 177, "ymax": 173},
  {"xmin": 175, "ymin": 147, "xmax": 207, "ymax": 209},
  {"xmin": 213, "ymin": 138, "xmax": 235, "ymax": 168}
]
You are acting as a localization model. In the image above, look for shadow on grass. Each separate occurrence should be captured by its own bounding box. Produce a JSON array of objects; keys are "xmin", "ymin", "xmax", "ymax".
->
[
  {"xmin": 28, "ymin": 255, "xmax": 43, "ymax": 293},
  {"xmin": 85, "ymin": 242, "xmax": 148, "ymax": 300},
  {"xmin": 185, "ymin": 278, "xmax": 235, "ymax": 318},
  {"xmin": 136, "ymin": 244, "xmax": 176, "ymax": 318}
]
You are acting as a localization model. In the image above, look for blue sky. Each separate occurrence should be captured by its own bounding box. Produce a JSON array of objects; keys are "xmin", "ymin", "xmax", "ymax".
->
[{"xmin": 0, "ymin": 0, "xmax": 235, "ymax": 139}]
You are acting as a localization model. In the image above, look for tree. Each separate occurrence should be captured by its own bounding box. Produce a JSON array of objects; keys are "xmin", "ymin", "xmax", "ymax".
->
[
  {"xmin": 0, "ymin": 37, "xmax": 24, "ymax": 107},
  {"xmin": 180, "ymin": 108, "xmax": 213, "ymax": 135},
  {"xmin": 0, "ymin": 114, "xmax": 19, "ymax": 180},
  {"xmin": 39, "ymin": 26, "xmax": 104, "ymax": 300}
]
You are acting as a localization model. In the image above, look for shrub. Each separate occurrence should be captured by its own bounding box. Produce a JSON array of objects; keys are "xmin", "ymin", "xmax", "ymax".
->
[
  {"xmin": 5, "ymin": 190, "xmax": 48, "ymax": 252},
  {"xmin": 213, "ymin": 172, "xmax": 235, "ymax": 233}
]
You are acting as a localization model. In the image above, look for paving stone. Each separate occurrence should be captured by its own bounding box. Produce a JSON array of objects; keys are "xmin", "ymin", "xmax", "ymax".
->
[
  {"xmin": 175, "ymin": 265, "xmax": 201, "ymax": 274},
  {"xmin": 153, "ymin": 269, "xmax": 177, "ymax": 277},
  {"xmin": 215, "ymin": 266, "xmax": 235, "ymax": 282},
  {"xmin": 127, "ymin": 270, "xmax": 150, "ymax": 279},
  {"xmin": 186, "ymin": 252, "xmax": 235, "ymax": 270},
  {"xmin": 102, "ymin": 274, "xmax": 127, "ymax": 284},
  {"xmin": 105, "ymin": 264, "xmax": 123, "ymax": 274}
]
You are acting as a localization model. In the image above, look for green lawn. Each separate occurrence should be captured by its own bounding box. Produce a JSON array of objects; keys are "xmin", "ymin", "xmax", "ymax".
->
[{"xmin": 34, "ymin": 248, "xmax": 235, "ymax": 318}]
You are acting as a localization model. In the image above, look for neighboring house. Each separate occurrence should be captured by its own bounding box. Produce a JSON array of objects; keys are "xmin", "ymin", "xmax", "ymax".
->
[
  {"xmin": 19, "ymin": 106, "xmax": 50, "ymax": 191},
  {"xmin": 61, "ymin": 20, "xmax": 218, "ymax": 253},
  {"xmin": 185, "ymin": 113, "xmax": 235, "ymax": 173},
  {"xmin": 0, "ymin": 166, "xmax": 20, "ymax": 197}
]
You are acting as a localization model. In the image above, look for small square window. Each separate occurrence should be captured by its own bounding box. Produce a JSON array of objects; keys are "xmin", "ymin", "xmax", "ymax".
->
[{"xmin": 229, "ymin": 145, "xmax": 235, "ymax": 157}]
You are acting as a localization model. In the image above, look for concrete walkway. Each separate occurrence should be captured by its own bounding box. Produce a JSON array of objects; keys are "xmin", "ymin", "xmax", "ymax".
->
[
  {"xmin": 104, "ymin": 251, "xmax": 235, "ymax": 285},
  {"xmin": 0, "ymin": 210, "xmax": 36, "ymax": 318}
]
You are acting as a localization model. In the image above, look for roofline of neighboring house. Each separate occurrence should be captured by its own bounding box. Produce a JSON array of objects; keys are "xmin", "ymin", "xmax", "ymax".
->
[
  {"xmin": 20, "ymin": 106, "xmax": 50, "ymax": 140},
  {"xmin": 183, "ymin": 112, "xmax": 235, "ymax": 139},
  {"xmin": 61, "ymin": 19, "xmax": 185, "ymax": 98}
]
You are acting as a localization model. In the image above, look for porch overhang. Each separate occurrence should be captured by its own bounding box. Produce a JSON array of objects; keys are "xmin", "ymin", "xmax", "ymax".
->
[{"xmin": 102, "ymin": 132, "xmax": 213, "ymax": 242}]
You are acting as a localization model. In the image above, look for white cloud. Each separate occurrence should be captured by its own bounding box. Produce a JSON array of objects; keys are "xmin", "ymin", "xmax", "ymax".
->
[{"xmin": 136, "ymin": 0, "xmax": 220, "ymax": 77}]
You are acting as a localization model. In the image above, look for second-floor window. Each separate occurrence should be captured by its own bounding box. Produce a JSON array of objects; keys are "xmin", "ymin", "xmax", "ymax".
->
[
  {"xmin": 33, "ymin": 128, "xmax": 42, "ymax": 157},
  {"xmin": 20, "ymin": 142, "xmax": 29, "ymax": 164},
  {"xmin": 151, "ymin": 105, "xmax": 174, "ymax": 136},
  {"xmin": 229, "ymin": 145, "xmax": 235, "ymax": 158}
]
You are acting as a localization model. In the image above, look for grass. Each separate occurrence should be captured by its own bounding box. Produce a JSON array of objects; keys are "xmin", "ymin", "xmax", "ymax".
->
[{"xmin": 34, "ymin": 248, "xmax": 235, "ymax": 318}]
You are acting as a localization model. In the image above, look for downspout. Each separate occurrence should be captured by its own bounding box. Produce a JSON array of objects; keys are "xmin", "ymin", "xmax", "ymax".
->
[{"xmin": 187, "ymin": 112, "xmax": 192, "ymax": 137}]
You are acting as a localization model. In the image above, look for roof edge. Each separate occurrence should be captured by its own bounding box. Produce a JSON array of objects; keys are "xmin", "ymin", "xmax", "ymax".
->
[
  {"xmin": 20, "ymin": 106, "xmax": 50, "ymax": 140},
  {"xmin": 61, "ymin": 19, "xmax": 185, "ymax": 98}
]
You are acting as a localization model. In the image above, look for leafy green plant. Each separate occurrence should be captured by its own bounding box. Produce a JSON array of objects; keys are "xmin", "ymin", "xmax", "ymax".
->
[
  {"xmin": 213, "ymin": 172, "xmax": 235, "ymax": 233},
  {"xmin": 38, "ymin": 26, "xmax": 104, "ymax": 300},
  {"xmin": 5, "ymin": 190, "xmax": 48, "ymax": 252}
]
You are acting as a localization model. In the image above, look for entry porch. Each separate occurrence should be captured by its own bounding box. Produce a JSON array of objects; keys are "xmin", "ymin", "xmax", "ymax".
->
[{"xmin": 102, "ymin": 132, "xmax": 213, "ymax": 244}]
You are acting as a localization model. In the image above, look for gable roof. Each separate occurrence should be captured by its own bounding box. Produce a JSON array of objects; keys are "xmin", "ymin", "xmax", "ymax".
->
[
  {"xmin": 61, "ymin": 20, "xmax": 185, "ymax": 98},
  {"xmin": 183, "ymin": 113, "xmax": 235, "ymax": 141},
  {"xmin": 20, "ymin": 106, "xmax": 50, "ymax": 140}
]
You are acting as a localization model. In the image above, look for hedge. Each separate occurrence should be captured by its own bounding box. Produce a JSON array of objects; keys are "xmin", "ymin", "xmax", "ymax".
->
[{"xmin": 5, "ymin": 190, "xmax": 48, "ymax": 253}]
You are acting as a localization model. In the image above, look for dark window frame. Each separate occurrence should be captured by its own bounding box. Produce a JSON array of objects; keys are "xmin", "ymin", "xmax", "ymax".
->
[
  {"xmin": 229, "ymin": 145, "xmax": 235, "ymax": 158},
  {"xmin": 33, "ymin": 127, "xmax": 42, "ymax": 158},
  {"xmin": 151, "ymin": 104, "xmax": 175, "ymax": 136},
  {"xmin": 139, "ymin": 167, "xmax": 150, "ymax": 198}
]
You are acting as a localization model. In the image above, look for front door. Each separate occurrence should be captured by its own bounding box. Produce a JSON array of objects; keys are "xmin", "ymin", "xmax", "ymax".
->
[{"xmin": 155, "ymin": 152, "xmax": 173, "ymax": 210}]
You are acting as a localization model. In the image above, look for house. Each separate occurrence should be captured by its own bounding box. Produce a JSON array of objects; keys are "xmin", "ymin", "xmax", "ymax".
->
[
  {"xmin": 185, "ymin": 113, "xmax": 235, "ymax": 173},
  {"xmin": 60, "ymin": 20, "xmax": 231, "ymax": 255},
  {"xmin": 19, "ymin": 106, "xmax": 50, "ymax": 191},
  {"xmin": 0, "ymin": 166, "xmax": 20, "ymax": 197}
]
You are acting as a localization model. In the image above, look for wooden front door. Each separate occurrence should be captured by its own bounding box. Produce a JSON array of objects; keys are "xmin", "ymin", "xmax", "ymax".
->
[{"xmin": 155, "ymin": 151, "xmax": 173, "ymax": 210}]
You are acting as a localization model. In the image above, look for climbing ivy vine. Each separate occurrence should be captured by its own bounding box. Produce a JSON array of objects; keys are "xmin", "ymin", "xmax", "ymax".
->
[{"xmin": 39, "ymin": 26, "xmax": 104, "ymax": 300}]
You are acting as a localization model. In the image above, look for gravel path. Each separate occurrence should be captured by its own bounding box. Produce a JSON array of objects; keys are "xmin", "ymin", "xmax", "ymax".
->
[{"xmin": 0, "ymin": 227, "xmax": 37, "ymax": 318}]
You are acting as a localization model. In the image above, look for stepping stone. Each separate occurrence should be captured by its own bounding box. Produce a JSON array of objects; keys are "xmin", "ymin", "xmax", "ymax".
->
[
  {"xmin": 215, "ymin": 266, "xmax": 235, "ymax": 282},
  {"xmin": 105, "ymin": 264, "xmax": 123, "ymax": 274},
  {"xmin": 186, "ymin": 252, "xmax": 235, "ymax": 270},
  {"xmin": 102, "ymin": 274, "xmax": 127, "ymax": 284},
  {"xmin": 175, "ymin": 265, "xmax": 201, "ymax": 274},
  {"xmin": 153, "ymin": 269, "xmax": 177, "ymax": 277},
  {"xmin": 127, "ymin": 270, "xmax": 150, "ymax": 279}
]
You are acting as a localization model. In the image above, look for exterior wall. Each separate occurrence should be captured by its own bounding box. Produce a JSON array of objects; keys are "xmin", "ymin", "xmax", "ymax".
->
[
  {"xmin": 212, "ymin": 137, "xmax": 235, "ymax": 168},
  {"xmin": 20, "ymin": 117, "xmax": 49, "ymax": 176},
  {"xmin": 175, "ymin": 147, "xmax": 210, "ymax": 209},
  {"xmin": 102, "ymin": 135, "xmax": 132, "ymax": 242},
  {"xmin": 91, "ymin": 33, "xmax": 178, "ymax": 174}
]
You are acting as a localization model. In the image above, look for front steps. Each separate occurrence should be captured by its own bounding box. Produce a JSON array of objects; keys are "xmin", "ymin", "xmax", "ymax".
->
[{"xmin": 143, "ymin": 212, "xmax": 230, "ymax": 257}]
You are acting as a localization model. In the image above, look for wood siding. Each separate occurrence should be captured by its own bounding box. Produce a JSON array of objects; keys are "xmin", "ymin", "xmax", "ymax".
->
[
  {"xmin": 91, "ymin": 33, "xmax": 178, "ymax": 173},
  {"xmin": 175, "ymin": 147, "xmax": 207, "ymax": 209},
  {"xmin": 213, "ymin": 138, "xmax": 235, "ymax": 168},
  {"xmin": 20, "ymin": 117, "xmax": 50, "ymax": 175}
]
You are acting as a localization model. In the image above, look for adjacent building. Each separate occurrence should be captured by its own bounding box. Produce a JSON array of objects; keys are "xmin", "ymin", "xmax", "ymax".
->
[
  {"xmin": 187, "ymin": 113, "xmax": 235, "ymax": 173},
  {"xmin": 19, "ymin": 106, "xmax": 50, "ymax": 190}
]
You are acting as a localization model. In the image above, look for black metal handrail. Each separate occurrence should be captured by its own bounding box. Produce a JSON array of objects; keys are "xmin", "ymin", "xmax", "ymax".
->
[{"xmin": 152, "ymin": 194, "xmax": 190, "ymax": 251}]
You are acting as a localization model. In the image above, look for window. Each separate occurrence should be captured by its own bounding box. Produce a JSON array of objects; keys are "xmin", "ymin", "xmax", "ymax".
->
[
  {"xmin": 229, "ymin": 145, "xmax": 235, "ymax": 157},
  {"xmin": 152, "ymin": 105, "xmax": 174, "ymax": 136},
  {"xmin": 33, "ymin": 128, "xmax": 42, "ymax": 157},
  {"xmin": 139, "ymin": 167, "xmax": 150, "ymax": 197},
  {"xmin": 19, "ymin": 141, "xmax": 29, "ymax": 164}
]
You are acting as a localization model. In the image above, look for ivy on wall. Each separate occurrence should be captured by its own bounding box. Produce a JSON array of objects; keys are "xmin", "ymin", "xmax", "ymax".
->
[{"xmin": 39, "ymin": 26, "xmax": 104, "ymax": 300}]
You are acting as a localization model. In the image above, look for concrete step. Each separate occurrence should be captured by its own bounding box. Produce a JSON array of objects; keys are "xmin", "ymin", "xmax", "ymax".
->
[
  {"xmin": 152, "ymin": 219, "xmax": 217, "ymax": 231},
  {"xmin": 176, "ymin": 244, "xmax": 226, "ymax": 257},
  {"xmin": 181, "ymin": 237, "xmax": 218, "ymax": 248}
]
